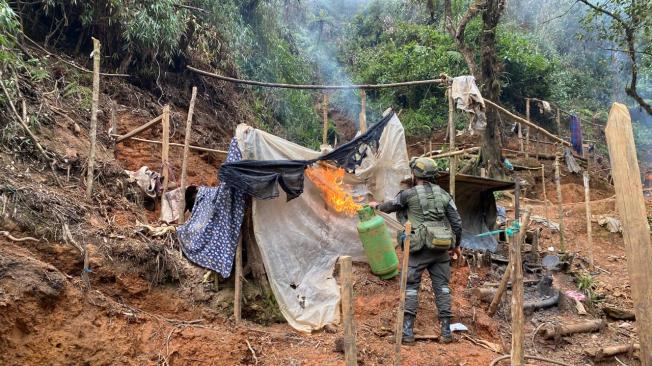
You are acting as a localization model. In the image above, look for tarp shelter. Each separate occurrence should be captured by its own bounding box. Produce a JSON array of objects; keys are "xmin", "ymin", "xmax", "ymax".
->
[
  {"xmin": 235, "ymin": 113, "xmax": 411, "ymax": 332},
  {"xmin": 436, "ymin": 173, "xmax": 514, "ymax": 252}
]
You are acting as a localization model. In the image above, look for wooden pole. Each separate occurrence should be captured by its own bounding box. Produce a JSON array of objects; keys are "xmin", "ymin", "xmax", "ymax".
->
[
  {"xmin": 85, "ymin": 37, "xmax": 100, "ymax": 200},
  {"xmin": 425, "ymin": 146, "xmax": 479, "ymax": 159},
  {"xmin": 322, "ymin": 93, "xmax": 329, "ymax": 145},
  {"xmin": 179, "ymin": 86, "xmax": 197, "ymax": 224},
  {"xmin": 359, "ymin": 90, "xmax": 367, "ymax": 133},
  {"xmin": 340, "ymin": 255, "xmax": 357, "ymax": 366},
  {"xmin": 525, "ymin": 98, "xmax": 530, "ymax": 159},
  {"xmin": 605, "ymin": 103, "xmax": 652, "ymax": 366},
  {"xmin": 541, "ymin": 164, "xmax": 550, "ymax": 229},
  {"xmin": 554, "ymin": 152, "xmax": 565, "ymax": 252},
  {"xmin": 115, "ymin": 115, "xmax": 163, "ymax": 143},
  {"xmin": 394, "ymin": 221, "xmax": 412, "ymax": 366},
  {"xmin": 487, "ymin": 248, "xmax": 513, "ymax": 316},
  {"xmin": 447, "ymin": 87, "xmax": 456, "ymax": 199},
  {"xmin": 583, "ymin": 169, "xmax": 594, "ymax": 269},
  {"xmin": 111, "ymin": 135, "xmax": 227, "ymax": 154},
  {"xmin": 234, "ymin": 235, "xmax": 243, "ymax": 323},
  {"xmin": 160, "ymin": 105, "xmax": 170, "ymax": 211},
  {"xmin": 556, "ymin": 108, "xmax": 562, "ymax": 136},
  {"xmin": 511, "ymin": 208, "xmax": 531, "ymax": 366},
  {"xmin": 514, "ymin": 177, "xmax": 521, "ymax": 220},
  {"xmin": 483, "ymin": 99, "xmax": 570, "ymax": 146},
  {"xmin": 110, "ymin": 98, "xmax": 117, "ymax": 136}
]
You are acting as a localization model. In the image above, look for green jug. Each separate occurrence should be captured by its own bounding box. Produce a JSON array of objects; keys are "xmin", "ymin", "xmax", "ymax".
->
[{"xmin": 356, "ymin": 205, "xmax": 399, "ymax": 279}]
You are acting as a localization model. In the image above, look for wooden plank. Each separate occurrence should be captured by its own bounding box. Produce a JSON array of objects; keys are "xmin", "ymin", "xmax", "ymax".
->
[
  {"xmin": 160, "ymin": 105, "xmax": 170, "ymax": 212},
  {"xmin": 511, "ymin": 208, "xmax": 531, "ymax": 366},
  {"xmin": 115, "ymin": 115, "xmax": 163, "ymax": 143},
  {"xmin": 340, "ymin": 256, "xmax": 357, "ymax": 366},
  {"xmin": 448, "ymin": 88, "xmax": 456, "ymax": 199},
  {"xmin": 604, "ymin": 103, "xmax": 652, "ymax": 366},
  {"xmin": 554, "ymin": 153, "xmax": 566, "ymax": 252},
  {"xmin": 85, "ymin": 37, "xmax": 101, "ymax": 199},
  {"xmin": 359, "ymin": 90, "xmax": 367, "ymax": 133},
  {"xmin": 394, "ymin": 221, "xmax": 412, "ymax": 366},
  {"xmin": 179, "ymin": 86, "xmax": 197, "ymax": 224},
  {"xmin": 234, "ymin": 235, "xmax": 243, "ymax": 323}
]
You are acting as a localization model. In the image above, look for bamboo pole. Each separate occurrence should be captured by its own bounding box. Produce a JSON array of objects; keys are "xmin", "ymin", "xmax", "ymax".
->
[
  {"xmin": 605, "ymin": 103, "xmax": 652, "ymax": 365},
  {"xmin": 179, "ymin": 87, "xmax": 197, "ymax": 224},
  {"xmin": 340, "ymin": 255, "xmax": 357, "ymax": 366},
  {"xmin": 556, "ymin": 108, "xmax": 561, "ymax": 135},
  {"xmin": 394, "ymin": 221, "xmax": 412, "ymax": 366},
  {"xmin": 359, "ymin": 90, "xmax": 367, "ymax": 133},
  {"xmin": 110, "ymin": 98, "xmax": 117, "ymax": 136},
  {"xmin": 448, "ymin": 87, "xmax": 456, "ymax": 199},
  {"xmin": 583, "ymin": 169, "xmax": 594, "ymax": 269},
  {"xmin": 234, "ymin": 235, "xmax": 243, "ymax": 323},
  {"xmin": 484, "ymin": 99, "xmax": 570, "ymax": 146},
  {"xmin": 511, "ymin": 208, "xmax": 531, "ymax": 366},
  {"xmin": 525, "ymin": 98, "xmax": 530, "ymax": 159},
  {"xmin": 111, "ymin": 135, "xmax": 227, "ymax": 154},
  {"xmin": 554, "ymin": 152, "xmax": 566, "ymax": 252},
  {"xmin": 322, "ymin": 93, "xmax": 329, "ymax": 145},
  {"xmin": 115, "ymin": 115, "xmax": 163, "ymax": 143},
  {"xmin": 541, "ymin": 164, "xmax": 550, "ymax": 229},
  {"xmin": 85, "ymin": 37, "xmax": 100, "ymax": 200},
  {"xmin": 160, "ymin": 105, "xmax": 170, "ymax": 211}
]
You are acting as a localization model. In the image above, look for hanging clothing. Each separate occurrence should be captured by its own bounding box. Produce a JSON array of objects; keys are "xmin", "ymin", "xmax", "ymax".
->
[
  {"xmin": 569, "ymin": 115, "xmax": 583, "ymax": 155},
  {"xmin": 450, "ymin": 76, "xmax": 486, "ymax": 132},
  {"xmin": 219, "ymin": 112, "xmax": 395, "ymax": 201},
  {"xmin": 177, "ymin": 138, "xmax": 246, "ymax": 277},
  {"xmin": 160, "ymin": 187, "xmax": 183, "ymax": 223}
]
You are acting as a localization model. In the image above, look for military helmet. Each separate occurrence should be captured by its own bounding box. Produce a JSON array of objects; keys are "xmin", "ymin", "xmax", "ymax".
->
[{"xmin": 409, "ymin": 157, "xmax": 438, "ymax": 179}]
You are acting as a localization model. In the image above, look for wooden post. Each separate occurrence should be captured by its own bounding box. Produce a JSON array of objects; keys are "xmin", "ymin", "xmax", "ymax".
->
[
  {"xmin": 234, "ymin": 235, "xmax": 243, "ymax": 323},
  {"xmin": 359, "ymin": 89, "xmax": 367, "ymax": 133},
  {"xmin": 525, "ymin": 98, "xmax": 530, "ymax": 159},
  {"xmin": 514, "ymin": 177, "xmax": 521, "ymax": 220},
  {"xmin": 85, "ymin": 37, "xmax": 101, "ymax": 200},
  {"xmin": 511, "ymin": 208, "xmax": 531, "ymax": 366},
  {"xmin": 110, "ymin": 98, "xmax": 117, "ymax": 136},
  {"xmin": 394, "ymin": 221, "xmax": 412, "ymax": 366},
  {"xmin": 554, "ymin": 152, "xmax": 565, "ymax": 252},
  {"xmin": 487, "ymin": 248, "xmax": 513, "ymax": 316},
  {"xmin": 161, "ymin": 105, "xmax": 170, "ymax": 210},
  {"xmin": 556, "ymin": 108, "xmax": 561, "ymax": 136},
  {"xmin": 541, "ymin": 164, "xmax": 550, "ymax": 229},
  {"xmin": 583, "ymin": 169, "xmax": 594, "ymax": 269},
  {"xmin": 322, "ymin": 93, "xmax": 329, "ymax": 145},
  {"xmin": 447, "ymin": 87, "xmax": 456, "ymax": 199},
  {"xmin": 340, "ymin": 255, "xmax": 357, "ymax": 366},
  {"xmin": 179, "ymin": 86, "xmax": 197, "ymax": 224},
  {"xmin": 605, "ymin": 103, "xmax": 652, "ymax": 366}
]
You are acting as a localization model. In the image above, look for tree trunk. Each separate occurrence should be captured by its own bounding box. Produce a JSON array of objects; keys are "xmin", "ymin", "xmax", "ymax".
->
[{"xmin": 478, "ymin": 0, "xmax": 506, "ymax": 178}]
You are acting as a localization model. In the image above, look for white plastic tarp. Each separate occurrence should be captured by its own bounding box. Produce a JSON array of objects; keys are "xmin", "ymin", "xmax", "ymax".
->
[{"xmin": 235, "ymin": 114, "xmax": 410, "ymax": 332}]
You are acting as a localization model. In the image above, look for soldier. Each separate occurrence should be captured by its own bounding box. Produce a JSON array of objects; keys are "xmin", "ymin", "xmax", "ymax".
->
[{"xmin": 371, "ymin": 157, "xmax": 462, "ymax": 343}]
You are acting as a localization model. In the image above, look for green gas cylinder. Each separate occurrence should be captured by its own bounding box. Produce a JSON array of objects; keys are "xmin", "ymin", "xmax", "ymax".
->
[{"xmin": 356, "ymin": 205, "xmax": 399, "ymax": 279}]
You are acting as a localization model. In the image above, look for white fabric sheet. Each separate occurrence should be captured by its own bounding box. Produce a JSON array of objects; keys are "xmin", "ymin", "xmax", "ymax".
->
[{"xmin": 235, "ymin": 115, "xmax": 410, "ymax": 332}]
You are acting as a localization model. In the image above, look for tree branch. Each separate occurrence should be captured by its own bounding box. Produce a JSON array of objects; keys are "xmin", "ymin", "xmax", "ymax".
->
[{"xmin": 443, "ymin": 0, "xmax": 485, "ymax": 78}]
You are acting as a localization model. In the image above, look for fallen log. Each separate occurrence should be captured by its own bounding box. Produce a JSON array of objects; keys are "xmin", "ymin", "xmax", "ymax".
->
[
  {"xmin": 603, "ymin": 305, "xmax": 636, "ymax": 321},
  {"xmin": 539, "ymin": 319, "xmax": 605, "ymax": 340},
  {"xmin": 585, "ymin": 343, "xmax": 640, "ymax": 361}
]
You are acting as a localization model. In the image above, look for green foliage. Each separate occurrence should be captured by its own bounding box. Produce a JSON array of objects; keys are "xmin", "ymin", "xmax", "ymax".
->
[{"xmin": 577, "ymin": 272, "xmax": 599, "ymax": 305}]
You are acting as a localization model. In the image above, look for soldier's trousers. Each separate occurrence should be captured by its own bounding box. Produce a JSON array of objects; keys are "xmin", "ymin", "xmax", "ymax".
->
[{"xmin": 404, "ymin": 248, "xmax": 452, "ymax": 319}]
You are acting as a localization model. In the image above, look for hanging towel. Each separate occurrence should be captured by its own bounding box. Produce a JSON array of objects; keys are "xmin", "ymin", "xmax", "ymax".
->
[
  {"xmin": 569, "ymin": 115, "xmax": 583, "ymax": 155},
  {"xmin": 451, "ymin": 76, "xmax": 487, "ymax": 132},
  {"xmin": 177, "ymin": 138, "xmax": 246, "ymax": 277}
]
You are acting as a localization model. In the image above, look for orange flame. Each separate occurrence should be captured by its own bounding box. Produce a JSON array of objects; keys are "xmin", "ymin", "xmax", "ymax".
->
[{"xmin": 306, "ymin": 165, "xmax": 362, "ymax": 216}]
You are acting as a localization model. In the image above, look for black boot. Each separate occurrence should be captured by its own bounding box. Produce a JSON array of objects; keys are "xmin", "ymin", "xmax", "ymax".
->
[
  {"xmin": 402, "ymin": 313, "xmax": 415, "ymax": 344},
  {"xmin": 440, "ymin": 318, "xmax": 453, "ymax": 343}
]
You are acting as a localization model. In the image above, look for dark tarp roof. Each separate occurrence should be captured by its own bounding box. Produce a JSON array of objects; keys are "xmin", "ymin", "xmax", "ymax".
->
[{"xmin": 436, "ymin": 174, "xmax": 514, "ymax": 252}]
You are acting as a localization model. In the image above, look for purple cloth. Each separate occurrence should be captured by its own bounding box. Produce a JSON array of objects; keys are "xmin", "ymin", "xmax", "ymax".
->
[
  {"xmin": 177, "ymin": 138, "xmax": 246, "ymax": 277},
  {"xmin": 570, "ymin": 115, "xmax": 583, "ymax": 155}
]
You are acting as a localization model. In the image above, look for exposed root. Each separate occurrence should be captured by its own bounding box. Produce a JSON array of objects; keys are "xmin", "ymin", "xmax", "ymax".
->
[{"xmin": 0, "ymin": 230, "xmax": 39, "ymax": 242}]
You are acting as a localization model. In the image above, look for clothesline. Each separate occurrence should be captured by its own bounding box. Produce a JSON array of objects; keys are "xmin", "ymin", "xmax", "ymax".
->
[
  {"xmin": 188, "ymin": 66, "xmax": 446, "ymax": 89},
  {"xmin": 527, "ymin": 97, "xmax": 606, "ymax": 128}
]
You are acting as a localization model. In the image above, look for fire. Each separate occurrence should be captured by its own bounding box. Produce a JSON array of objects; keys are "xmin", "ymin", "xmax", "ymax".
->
[{"xmin": 306, "ymin": 164, "xmax": 362, "ymax": 216}]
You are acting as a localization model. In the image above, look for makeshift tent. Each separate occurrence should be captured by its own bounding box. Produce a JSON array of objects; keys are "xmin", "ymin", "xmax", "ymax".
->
[{"xmin": 234, "ymin": 113, "xmax": 410, "ymax": 332}]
